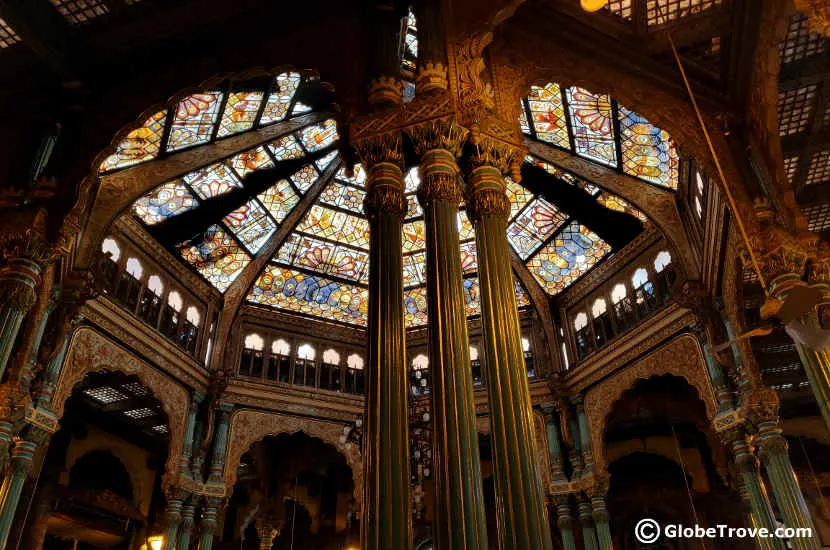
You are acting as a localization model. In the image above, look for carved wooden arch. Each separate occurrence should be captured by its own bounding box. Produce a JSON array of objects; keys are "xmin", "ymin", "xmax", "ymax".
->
[
  {"xmin": 72, "ymin": 65, "xmax": 338, "ymax": 273},
  {"xmin": 583, "ymin": 333, "xmax": 717, "ymax": 474},
  {"xmin": 54, "ymin": 325, "xmax": 190, "ymax": 479},
  {"xmin": 223, "ymin": 409, "xmax": 363, "ymax": 507}
]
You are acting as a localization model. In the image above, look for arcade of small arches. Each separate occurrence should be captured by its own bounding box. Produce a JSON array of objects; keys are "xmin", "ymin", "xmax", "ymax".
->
[{"xmin": 2, "ymin": 3, "xmax": 830, "ymax": 550}]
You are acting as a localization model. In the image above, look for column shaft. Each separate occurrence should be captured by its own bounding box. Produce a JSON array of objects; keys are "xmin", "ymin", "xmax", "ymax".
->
[
  {"xmin": 418, "ymin": 147, "xmax": 488, "ymax": 550},
  {"xmin": 362, "ymin": 156, "xmax": 411, "ymax": 550},
  {"xmin": 578, "ymin": 500, "xmax": 598, "ymax": 550},
  {"xmin": 0, "ymin": 440, "xmax": 38, "ymax": 549},
  {"xmin": 555, "ymin": 499, "xmax": 577, "ymax": 550},
  {"xmin": 198, "ymin": 506, "xmax": 219, "ymax": 550},
  {"xmin": 590, "ymin": 496, "xmax": 613, "ymax": 550},
  {"xmin": 757, "ymin": 424, "xmax": 820, "ymax": 550},
  {"xmin": 178, "ymin": 503, "xmax": 196, "ymax": 550},
  {"xmin": 730, "ymin": 437, "xmax": 783, "ymax": 550},
  {"xmin": 793, "ymin": 345, "xmax": 830, "ymax": 435},
  {"xmin": 466, "ymin": 163, "xmax": 553, "ymax": 550},
  {"xmin": 162, "ymin": 499, "xmax": 183, "ymax": 550},
  {"xmin": 0, "ymin": 257, "xmax": 42, "ymax": 381}
]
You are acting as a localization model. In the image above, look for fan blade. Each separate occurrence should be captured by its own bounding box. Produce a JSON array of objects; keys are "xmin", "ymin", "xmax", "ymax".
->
[
  {"xmin": 776, "ymin": 285, "xmax": 823, "ymax": 324},
  {"xmin": 710, "ymin": 325, "xmax": 775, "ymax": 354},
  {"xmin": 785, "ymin": 320, "xmax": 830, "ymax": 351}
]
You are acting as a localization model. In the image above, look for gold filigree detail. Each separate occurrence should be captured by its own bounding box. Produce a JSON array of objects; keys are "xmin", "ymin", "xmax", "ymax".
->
[{"xmin": 416, "ymin": 62, "xmax": 449, "ymax": 94}]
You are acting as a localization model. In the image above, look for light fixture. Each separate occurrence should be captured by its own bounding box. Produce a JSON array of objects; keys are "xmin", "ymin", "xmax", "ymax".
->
[
  {"xmin": 580, "ymin": 0, "xmax": 608, "ymax": 12},
  {"xmin": 148, "ymin": 535, "xmax": 164, "ymax": 550}
]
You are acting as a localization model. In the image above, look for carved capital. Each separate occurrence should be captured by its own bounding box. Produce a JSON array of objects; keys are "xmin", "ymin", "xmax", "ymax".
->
[
  {"xmin": 416, "ymin": 62, "xmax": 449, "ymax": 94},
  {"xmin": 0, "ymin": 209, "xmax": 54, "ymax": 266},
  {"xmin": 454, "ymin": 32, "xmax": 495, "ymax": 112},
  {"xmin": 743, "ymin": 386, "xmax": 780, "ymax": 425},
  {"xmin": 416, "ymin": 148, "xmax": 463, "ymax": 205},
  {"xmin": 368, "ymin": 76, "xmax": 404, "ymax": 107},
  {"xmin": 354, "ymin": 133, "xmax": 404, "ymax": 170},
  {"xmin": 363, "ymin": 163, "xmax": 406, "ymax": 219},
  {"xmin": 757, "ymin": 433, "xmax": 789, "ymax": 464},
  {"xmin": 406, "ymin": 118, "xmax": 469, "ymax": 158},
  {"xmin": 464, "ymin": 165, "xmax": 509, "ymax": 221},
  {"xmin": 0, "ymin": 280, "xmax": 37, "ymax": 312}
]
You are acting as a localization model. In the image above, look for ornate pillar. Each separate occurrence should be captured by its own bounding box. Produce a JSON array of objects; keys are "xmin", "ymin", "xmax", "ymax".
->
[
  {"xmin": 542, "ymin": 405, "xmax": 567, "ymax": 484},
  {"xmin": 0, "ymin": 256, "xmax": 47, "ymax": 382},
  {"xmin": 181, "ymin": 395, "xmax": 201, "ymax": 479},
  {"xmin": 464, "ymin": 140, "xmax": 553, "ymax": 550},
  {"xmin": 727, "ymin": 430, "xmax": 783, "ymax": 550},
  {"xmin": 0, "ymin": 438, "xmax": 40, "ymax": 549},
  {"xmin": 257, "ymin": 521, "xmax": 278, "ymax": 550},
  {"xmin": 177, "ymin": 501, "xmax": 196, "ymax": 550},
  {"xmin": 198, "ymin": 500, "xmax": 221, "ymax": 550},
  {"xmin": 589, "ymin": 478, "xmax": 613, "ymax": 550},
  {"xmin": 554, "ymin": 496, "xmax": 577, "ymax": 550},
  {"xmin": 406, "ymin": 120, "xmax": 488, "ymax": 550},
  {"xmin": 357, "ymin": 135, "xmax": 411, "ymax": 550},
  {"xmin": 208, "ymin": 403, "xmax": 233, "ymax": 484},
  {"xmin": 577, "ymin": 498, "xmax": 598, "ymax": 550},
  {"xmin": 366, "ymin": 1, "xmax": 406, "ymax": 106},
  {"xmin": 161, "ymin": 494, "xmax": 184, "ymax": 550}
]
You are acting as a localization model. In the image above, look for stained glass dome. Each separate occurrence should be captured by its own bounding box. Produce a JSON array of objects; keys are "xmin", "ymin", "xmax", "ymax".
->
[{"xmin": 103, "ymin": 70, "xmax": 677, "ymax": 328}]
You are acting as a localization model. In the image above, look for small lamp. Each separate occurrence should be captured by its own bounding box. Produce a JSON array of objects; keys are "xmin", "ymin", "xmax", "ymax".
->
[
  {"xmin": 580, "ymin": 0, "xmax": 608, "ymax": 12},
  {"xmin": 148, "ymin": 535, "xmax": 164, "ymax": 550}
]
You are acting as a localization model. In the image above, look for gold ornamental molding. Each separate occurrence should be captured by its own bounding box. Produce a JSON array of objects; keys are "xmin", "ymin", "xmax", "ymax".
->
[{"xmin": 794, "ymin": 0, "xmax": 830, "ymax": 36}]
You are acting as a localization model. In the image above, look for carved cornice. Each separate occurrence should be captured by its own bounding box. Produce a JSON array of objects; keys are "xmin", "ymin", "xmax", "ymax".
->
[
  {"xmin": 405, "ymin": 118, "xmax": 468, "ymax": 158},
  {"xmin": 0, "ymin": 208, "xmax": 54, "ymax": 265},
  {"xmin": 239, "ymin": 306, "xmax": 367, "ymax": 346},
  {"xmin": 222, "ymin": 379, "xmax": 364, "ymax": 419}
]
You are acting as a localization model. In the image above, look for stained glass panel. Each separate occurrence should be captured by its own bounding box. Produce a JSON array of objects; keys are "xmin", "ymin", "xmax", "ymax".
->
[
  {"xmin": 527, "ymin": 83, "xmax": 570, "ymax": 148},
  {"xmin": 506, "ymin": 177, "xmax": 534, "ymax": 220},
  {"xmin": 507, "ymin": 199, "xmax": 569, "ymax": 260},
  {"xmin": 260, "ymin": 72, "xmax": 301, "ymax": 125},
  {"xmin": 320, "ymin": 181, "xmax": 365, "ymax": 212},
  {"xmin": 404, "ymin": 168, "xmax": 421, "ymax": 192},
  {"xmin": 257, "ymin": 179, "xmax": 299, "ymax": 224},
  {"xmin": 514, "ymin": 278, "xmax": 531, "ymax": 307},
  {"xmin": 222, "ymin": 200, "xmax": 277, "ymax": 254},
  {"xmin": 566, "ymin": 87, "xmax": 617, "ymax": 167},
  {"xmin": 291, "ymin": 164, "xmax": 320, "ymax": 193},
  {"xmin": 248, "ymin": 265, "xmax": 368, "ymax": 325},
  {"xmin": 132, "ymin": 181, "xmax": 197, "ymax": 225},
  {"xmin": 167, "ymin": 93, "xmax": 224, "ymax": 152},
  {"xmin": 336, "ymin": 164, "xmax": 367, "ymax": 187},
  {"xmin": 404, "ymin": 287, "xmax": 428, "ymax": 327},
  {"xmin": 299, "ymin": 119, "xmax": 338, "ymax": 152},
  {"xmin": 460, "ymin": 241, "xmax": 478, "ymax": 274},
  {"xmin": 458, "ymin": 211, "xmax": 475, "ymax": 240},
  {"xmin": 229, "ymin": 146, "xmax": 274, "ymax": 177},
  {"xmin": 183, "ymin": 163, "xmax": 242, "ymax": 199},
  {"xmin": 178, "ymin": 225, "xmax": 250, "ymax": 292},
  {"xmin": 618, "ymin": 106, "xmax": 679, "ymax": 188},
  {"xmin": 463, "ymin": 277, "xmax": 481, "ymax": 316},
  {"xmin": 406, "ymin": 195, "xmax": 423, "ymax": 219},
  {"xmin": 519, "ymin": 106, "xmax": 531, "ymax": 135},
  {"xmin": 277, "ymin": 234, "xmax": 370, "ymax": 283},
  {"xmin": 403, "ymin": 252, "xmax": 428, "ymax": 287},
  {"xmin": 101, "ymin": 111, "xmax": 167, "ymax": 172},
  {"xmin": 316, "ymin": 151, "xmax": 339, "ymax": 172},
  {"xmin": 527, "ymin": 222, "xmax": 611, "ymax": 295},
  {"xmin": 296, "ymin": 205, "xmax": 371, "ymax": 250},
  {"xmin": 402, "ymin": 221, "xmax": 426, "ymax": 253},
  {"xmin": 268, "ymin": 135, "xmax": 305, "ymax": 161},
  {"xmin": 217, "ymin": 92, "xmax": 264, "ymax": 137},
  {"xmin": 595, "ymin": 192, "xmax": 646, "ymax": 221}
]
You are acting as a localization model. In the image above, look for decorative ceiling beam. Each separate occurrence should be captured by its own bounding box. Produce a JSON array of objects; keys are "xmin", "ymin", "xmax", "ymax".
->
[{"xmin": 0, "ymin": 0, "xmax": 76, "ymax": 75}]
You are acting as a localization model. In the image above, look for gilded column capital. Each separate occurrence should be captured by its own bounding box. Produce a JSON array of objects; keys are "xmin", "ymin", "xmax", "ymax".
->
[
  {"xmin": 368, "ymin": 76, "xmax": 404, "ymax": 107},
  {"xmin": 416, "ymin": 62, "xmax": 449, "ymax": 94},
  {"xmin": 743, "ymin": 386, "xmax": 780, "ymax": 426},
  {"xmin": 405, "ymin": 118, "xmax": 468, "ymax": 158},
  {"xmin": 356, "ymin": 134, "xmax": 407, "ymax": 219},
  {"xmin": 0, "ymin": 209, "xmax": 54, "ymax": 266},
  {"xmin": 0, "ymin": 281, "xmax": 36, "ymax": 312},
  {"xmin": 757, "ymin": 432, "xmax": 789, "ymax": 465},
  {"xmin": 405, "ymin": 118, "xmax": 467, "ymax": 207}
]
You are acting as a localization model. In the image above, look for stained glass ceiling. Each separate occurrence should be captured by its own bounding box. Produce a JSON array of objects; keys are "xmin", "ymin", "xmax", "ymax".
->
[
  {"xmin": 521, "ymin": 82, "xmax": 680, "ymax": 189},
  {"xmin": 115, "ymin": 72, "xmax": 651, "ymax": 328}
]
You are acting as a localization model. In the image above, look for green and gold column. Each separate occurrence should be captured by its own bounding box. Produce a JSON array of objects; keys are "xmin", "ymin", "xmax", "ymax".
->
[
  {"xmin": 407, "ymin": 120, "xmax": 489, "ymax": 550},
  {"xmin": 554, "ymin": 496, "xmax": 577, "ymax": 550},
  {"xmin": 161, "ymin": 493, "xmax": 184, "ymax": 550},
  {"xmin": 0, "ymin": 438, "xmax": 40, "ymax": 549},
  {"xmin": 357, "ymin": 134, "xmax": 411, "ymax": 550},
  {"xmin": 0, "ymin": 256, "xmax": 45, "ymax": 382},
  {"xmin": 590, "ymin": 477, "xmax": 613, "ymax": 550},
  {"xmin": 464, "ymin": 142, "xmax": 553, "ymax": 550},
  {"xmin": 727, "ymin": 431, "xmax": 783, "ymax": 550},
  {"xmin": 577, "ymin": 498, "xmax": 598, "ymax": 550},
  {"xmin": 199, "ymin": 499, "xmax": 222, "ymax": 550},
  {"xmin": 178, "ymin": 500, "xmax": 196, "ymax": 550}
]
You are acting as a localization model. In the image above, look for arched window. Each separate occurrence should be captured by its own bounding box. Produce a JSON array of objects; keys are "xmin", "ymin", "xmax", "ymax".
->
[
  {"xmin": 297, "ymin": 344, "xmax": 316, "ymax": 361},
  {"xmin": 244, "ymin": 333, "xmax": 265, "ymax": 351},
  {"xmin": 345, "ymin": 353, "xmax": 365, "ymax": 395},
  {"xmin": 469, "ymin": 346, "xmax": 479, "ymax": 361},
  {"xmin": 186, "ymin": 306, "xmax": 201, "ymax": 326},
  {"xmin": 591, "ymin": 298, "xmax": 607, "ymax": 317},
  {"xmin": 591, "ymin": 297, "xmax": 613, "ymax": 347},
  {"xmin": 574, "ymin": 312, "xmax": 592, "ymax": 360},
  {"xmin": 101, "ymin": 238, "xmax": 121, "ymax": 261},
  {"xmin": 654, "ymin": 251, "xmax": 672, "ymax": 273},
  {"xmin": 470, "ymin": 345, "xmax": 482, "ymax": 386},
  {"xmin": 167, "ymin": 291, "xmax": 183, "ymax": 311},
  {"xmin": 323, "ymin": 349, "xmax": 341, "ymax": 365},
  {"xmin": 521, "ymin": 336, "xmax": 535, "ymax": 377},
  {"xmin": 347, "ymin": 354, "xmax": 364, "ymax": 370},
  {"xmin": 412, "ymin": 354, "xmax": 429, "ymax": 370},
  {"xmin": 147, "ymin": 275, "xmax": 164, "ymax": 296},
  {"xmin": 126, "ymin": 257, "xmax": 143, "ymax": 279},
  {"xmin": 272, "ymin": 339, "xmax": 290, "ymax": 356},
  {"xmin": 574, "ymin": 312, "xmax": 588, "ymax": 331},
  {"xmin": 611, "ymin": 283, "xmax": 627, "ymax": 304},
  {"xmin": 522, "ymin": 337, "xmax": 531, "ymax": 352},
  {"xmin": 632, "ymin": 267, "xmax": 649, "ymax": 288}
]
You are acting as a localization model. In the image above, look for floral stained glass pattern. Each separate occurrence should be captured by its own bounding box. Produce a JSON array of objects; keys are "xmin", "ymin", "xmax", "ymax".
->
[
  {"xmin": 296, "ymin": 206, "xmax": 371, "ymax": 250},
  {"xmin": 260, "ymin": 72, "xmax": 301, "ymax": 125},
  {"xmin": 184, "ymin": 163, "xmax": 242, "ymax": 199},
  {"xmin": 618, "ymin": 106, "xmax": 679, "ymax": 189},
  {"xmin": 217, "ymin": 92, "xmax": 264, "ymax": 137},
  {"xmin": 229, "ymin": 146, "xmax": 274, "ymax": 177},
  {"xmin": 222, "ymin": 200, "xmax": 277, "ymax": 254},
  {"xmin": 320, "ymin": 181, "xmax": 365, "ymax": 212},
  {"xmin": 403, "ymin": 252, "xmax": 428, "ymax": 287},
  {"xmin": 277, "ymin": 234, "xmax": 370, "ymax": 283},
  {"xmin": 527, "ymin": 222, "xmax": 611, "ymax": 295},
  {"xmin": 506, "ymin": 177, "xmax": 534, "ymax": 219},
  {"xmin": 566, "ymin": 87, "xmax": 617, "ymax": 167},
  {"xmin": 101, "ymin": 111, "xmax": 167, "ymax": 172},
  {"xmin": 268, "ymin": 135, "xmax": 305, "ymax": 161},
  {"xmin": 167, "ymin": 93, "xmax": 224, "ymax": 152},
  {"xmin": 178, "ymin": 225, "xmax": 251, "ymax": 292},
  {"xmin": 132, "ymin": 182, "xmax": 197, "ymax": 224},
  {"xmin": 402, "ymin": 221, "xmax": 426, "ymax": 252},
  {"xmin": 249, "ymin": 266, "xmax": 368, "ymax": 325},
  {"xmin": 527, "ymin": 83, "xmax": 570, "ymax": 148},
  {"xmin": 290, "ymin": 164, "xmax": 320, "ymax": 193},
  {"xmin": 404, "ymin": 287, "xmax": 428, "ymax": 327},
  {"xmin": 300, "ymin": 119, "xmax": 338, "ymax": 152},
  {"xmin": 507, "ymin": 199, "xmax": 569, "ymax": 260},
  {"xmin": 257, "ymin": 180, "xmax": 299, "ymax": 224}
]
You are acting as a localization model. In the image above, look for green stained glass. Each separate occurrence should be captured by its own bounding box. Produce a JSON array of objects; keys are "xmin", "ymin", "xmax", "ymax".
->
[
  {"xmin": 296, "ymin": 205, "xmax": 370, "ymax": 250},
  {"xmin": 566, "ymin": 87, "xmax": 617, "ymax": 167},
  {"xmin": 618, "ymin": 105, "xmax": 679, "ymax": 189},
  {"xmin": 229, "ymin": 145, "xmax": 274, "ymax": 177},
  {"xmin": 132, "ymin": 181, "xmax": 197, "ymax": 225},
  {"xmin": 248, "ymin": 265, "xmax": 368, "ymax": 326},
  {"xmin": 299, "ymin": 119, "xmax": 338, "ymax": 152},
  {"xmin": 277, "ymin": 234, "xmax": 370, "ymax": 283},
  {"xmin": 257, "ymin": 179, "xmax": 299, "ymax": 224},
  {"xmin": 100, "ymin": 110, "xmax": 167, "ymax": 172},
  {"xmin": 178, "ymin": 224, "xmax": 250, "ymax": 292},
  {"xmin": 320, "ymin": 181, "xmax": 365, "ymax": 212},
  {"xmin": 260, "ymin": 72, "xmax": 301, "ymax": 125},
  {"xmin": 402, "ymin": 220, "xmax": 426, "ymax": 253},
  {"xmin": 223, "ymin": 199, "xmax": 277, "ymax": 254},
  {"xmin": 167, "ymin": 92, "xmax": 223, "ymax": 152},
  {"xmin": 507, "ymin": 198, "xmax": 569, "ymax": 260},
  {"xmin": 183, "ymin": 162, "xmax": 242, "ymax": 199},
  {"xmin": 403, "ymin": 251, "xmax": 427, "ymax": 287},
  {"xmin": 291, "ymin": 164, "xmax": 320, "ymax": 193},
  {"xmin": 527, "ymin": 83, "xmax": 570, "ymax": 148},
  {"xmin": 527, "ymin": 222, "xmax": 611, "ymax": 295},
  {"xmin": 404, "ymin": 287, "xmax": 428, "ymax": 327},
  {"xmin": 217, "ymin": 91, "xmax": 264, "ymax": 137},
  {"xmin": 267, "ymin": 135, "xmax": 305, "ymax": 161}
]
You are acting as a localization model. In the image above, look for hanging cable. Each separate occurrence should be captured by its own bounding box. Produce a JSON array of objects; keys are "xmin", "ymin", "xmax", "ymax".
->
[
  {"xmin": 289, "ymin": 475, "xmax": 298, "ymax": 550},
  {"xmin": 671, "ymin": 422, "xmax": 708, "ymax": 549}
]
